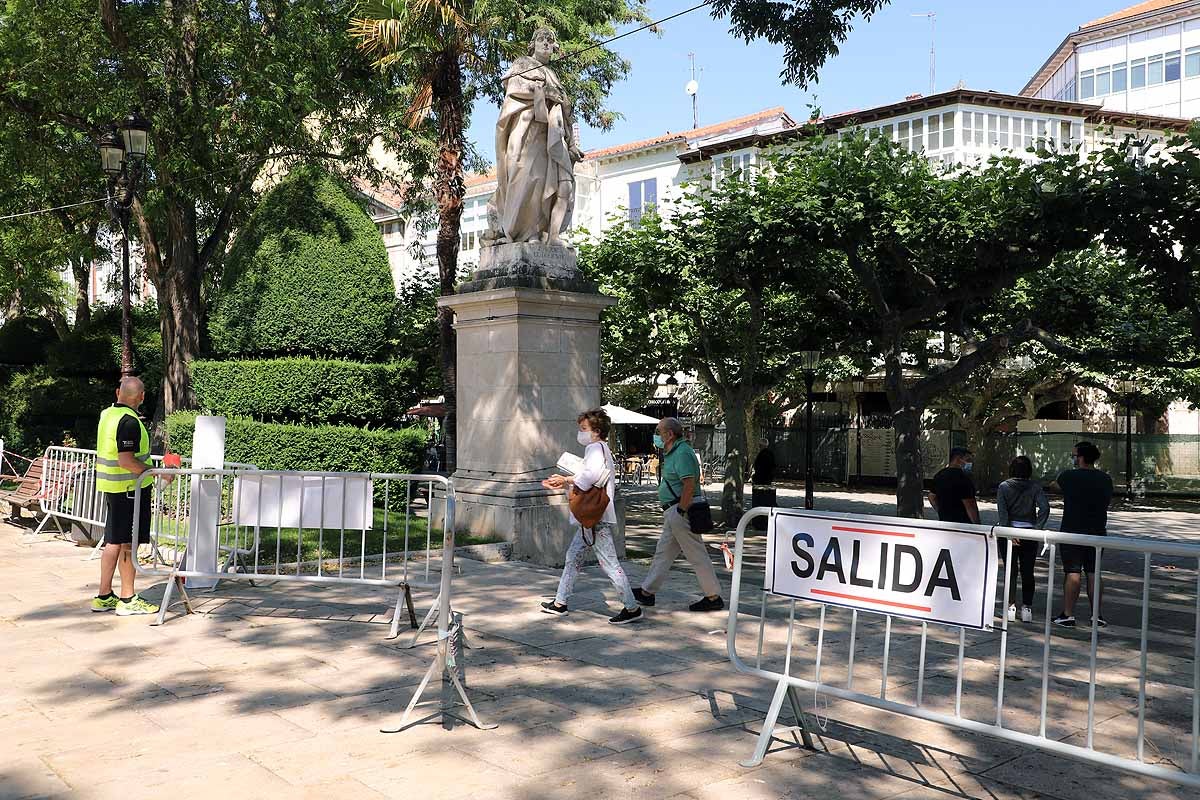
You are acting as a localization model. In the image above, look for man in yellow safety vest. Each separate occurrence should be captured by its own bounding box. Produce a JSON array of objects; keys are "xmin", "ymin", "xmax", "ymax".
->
[{"xmin": 91, "ymin": 377, "xmax": 171, "ymax": 616}]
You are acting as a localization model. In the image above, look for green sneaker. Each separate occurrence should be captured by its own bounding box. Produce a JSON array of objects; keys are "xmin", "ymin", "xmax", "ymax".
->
[
  {"xmin": 91, "ymin": 595, "xmax": 119, "ymax": 613},
  {"xmin": 115, "ymin": 595, "xmax": 159, "ymax": 616}
]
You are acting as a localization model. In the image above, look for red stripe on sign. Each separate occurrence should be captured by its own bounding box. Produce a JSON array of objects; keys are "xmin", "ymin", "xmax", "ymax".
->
[
  {"xmin": 831, "ymin": 525, "xmax": 917, "ymax": 539},
  {"xmin": 811, "ymin": 589, "xmax": 933, "ymax": 613}
]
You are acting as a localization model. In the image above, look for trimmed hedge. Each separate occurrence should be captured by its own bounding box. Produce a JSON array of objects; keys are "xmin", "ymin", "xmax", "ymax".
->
[
  {"xmin": 191, "ymin": 357, "xmax": 419, "ymax": 426},
  {"xmin": 207, "ymin": 167, "xmax": 396, "ymax": 359},
  {"xmin": 0, "ymin": 367, "xmax": 111, "ymax": 454},
  {"xmin": 166, "ymin": 412, "xmax": 427, "ymax": 475},
  {"xmin": 0, "ymin": 316, "xmax": 59, "ymax": 366}
]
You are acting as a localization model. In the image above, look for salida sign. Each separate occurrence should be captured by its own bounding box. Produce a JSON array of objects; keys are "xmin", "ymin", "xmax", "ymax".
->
[{"xmin": 764, "ymin": 511, "xmax": 998, "ymax": 630}]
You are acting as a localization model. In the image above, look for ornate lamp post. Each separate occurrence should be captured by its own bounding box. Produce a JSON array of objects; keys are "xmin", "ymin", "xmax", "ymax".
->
[
  {"xmin": 800, "ymin": 350, "xmax": 821, "ymax": 510},
  {"xmin": 852, "ymin": 377, "xmax": 865, "ymax": 488},
  {"xmin": 99, "ymin": 110, "xmax": 151, "ymax": 377},
  {"xmin": 1117, "ymin": 379, "xmax": 1138, "ymax": 500}
]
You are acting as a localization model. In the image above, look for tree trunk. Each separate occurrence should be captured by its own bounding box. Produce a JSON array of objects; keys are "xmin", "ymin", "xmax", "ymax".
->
[
  {"xmin": 145, "ymin": 198, "xmax": 203, "ymax": 418},
  {"xmin": 720, "ymin": 390, "xmax": 750, "ymax": 525},
  {"xmin": 964, "ymin": 420, "xmax": 1003, "ymax": 495},
  {"xmin": 885, "ymin": 347, "xmax": 926, "ymax": 519},
  {"xmin": 432, "ymin": 57, "xmax": 466, "ymax": 475},
  {"xmin": 72, "ymin": 257, "xmax": 91, "ymax": 328}
]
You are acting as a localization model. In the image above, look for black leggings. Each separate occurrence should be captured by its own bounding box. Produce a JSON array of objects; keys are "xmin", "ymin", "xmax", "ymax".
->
[{"xmin": 1001, "ymin": 538, "xmax": 1039, "ymax": 607}]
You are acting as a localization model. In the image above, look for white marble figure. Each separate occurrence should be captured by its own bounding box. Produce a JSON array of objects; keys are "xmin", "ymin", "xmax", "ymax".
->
[{"xmin": 486, "ymin": 27, "xmax": 584, "ymax": 248}]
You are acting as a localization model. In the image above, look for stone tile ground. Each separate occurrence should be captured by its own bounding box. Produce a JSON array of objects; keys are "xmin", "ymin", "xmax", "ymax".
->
[{"xmin": 3, "ymin": 488, "xmax": 1199, "ymax": 799}]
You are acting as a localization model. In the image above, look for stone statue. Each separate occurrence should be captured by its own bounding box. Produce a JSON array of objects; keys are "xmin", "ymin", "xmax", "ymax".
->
[{"xmin": 485, "ymin": 27, "xmax": 584, "ymax": 247}]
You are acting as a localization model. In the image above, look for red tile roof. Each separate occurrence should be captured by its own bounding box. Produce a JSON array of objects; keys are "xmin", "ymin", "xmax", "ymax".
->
[
  {"xmin": 583, "ymin": 107, "xmax": 795, "ymax": 160},
  {"xmin": 354, "ymin": 178, "xmax": 407, "ymax": 211},
  {"xmin": 1081, "ymin": 0, "xmax": 1191, "ymax": 29}
]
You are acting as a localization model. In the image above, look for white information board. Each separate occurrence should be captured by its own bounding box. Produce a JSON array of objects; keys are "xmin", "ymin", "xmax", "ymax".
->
[
  {"xmin": 232, "ymin": 473, "xmax": 374, "ymax": 530},
  {"xmin": 186, "ymin": 415, "xmax": 226, "ymax": 589},
  {"xmin": 764, "ymin": 510, "xmax": 998, "ymax": 630}
]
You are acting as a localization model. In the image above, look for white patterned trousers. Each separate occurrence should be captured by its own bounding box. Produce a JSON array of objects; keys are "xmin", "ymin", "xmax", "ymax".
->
[{"xmin": 554, "ymin": 523, "xmax": 637, "ymax": 609}]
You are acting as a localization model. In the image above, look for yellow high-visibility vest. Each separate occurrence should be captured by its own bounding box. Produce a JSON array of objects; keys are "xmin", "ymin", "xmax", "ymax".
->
[{"xmin": 95, "ymin": 405, "xmax": 153, "ymax": 493}]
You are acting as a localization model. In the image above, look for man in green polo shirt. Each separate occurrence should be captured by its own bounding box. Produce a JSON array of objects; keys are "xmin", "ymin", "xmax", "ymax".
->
[
  {"xmin": 91, "ymin": 377, "xmax": 163, "ymax": 616},
  {"xmin": 632, "ymin": 417, "xmax": 724, "ymax": 612}
]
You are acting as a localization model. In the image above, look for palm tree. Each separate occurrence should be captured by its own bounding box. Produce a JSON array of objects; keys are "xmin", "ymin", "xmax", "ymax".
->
[{"xmin": 350, "ymin": 0, "xmax": 512, "ymax": 474}]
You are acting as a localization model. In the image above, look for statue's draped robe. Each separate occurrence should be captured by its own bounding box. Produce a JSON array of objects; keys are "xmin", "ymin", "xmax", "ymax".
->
[{"xmin": 489, "ymin": 57, "xmax": 575, "ymax": 243}]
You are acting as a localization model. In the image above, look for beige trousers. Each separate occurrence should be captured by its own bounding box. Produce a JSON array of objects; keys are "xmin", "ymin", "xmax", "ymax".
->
[{"xmin": 641, "ymin": 504, "xmax": 721, "ymax": 598}]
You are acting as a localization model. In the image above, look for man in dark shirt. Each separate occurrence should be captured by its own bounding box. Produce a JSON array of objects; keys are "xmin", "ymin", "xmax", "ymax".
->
[
  {"xmin": 1051, "ymin": 441, "xmax": 1114, "ymax": 628},
  {"xmin": 751, "ymin": 438, "xmax": 776, "ymax": 485},
  {"xmin": 928, "ymin": 447, "xmax": 980, "ymax": 525}
]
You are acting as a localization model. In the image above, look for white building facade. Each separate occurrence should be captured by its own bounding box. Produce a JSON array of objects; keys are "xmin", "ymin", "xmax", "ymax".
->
[{"xmin": 1022, "ymin": 0, "xmax": 1200, "ymax": 118}]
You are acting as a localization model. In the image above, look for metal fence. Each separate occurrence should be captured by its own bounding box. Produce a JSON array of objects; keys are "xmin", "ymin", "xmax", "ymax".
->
[
  {"xmin": 1009, "ymin": 432, "xmax": 1200, "ymax": 494},
  {"xmin": 132, "ymin": 466, "xmax": 494, "ymax": 730},
  {"xmin": 37, "ymin": 446, "xmax": 257, "ymax": 557},
  {"xmin": 725, "ymin": 507, "xmax": 1200, "ymax": 789}
]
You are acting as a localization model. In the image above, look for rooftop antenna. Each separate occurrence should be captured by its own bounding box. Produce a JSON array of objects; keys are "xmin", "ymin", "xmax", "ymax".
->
[
  {"xmin": 686, "ymin": 53, "xmax": 700, "ymax": 129},
  {"xmin": 912, "ymin": 12, "xmax": 936, "ymax": 95}
]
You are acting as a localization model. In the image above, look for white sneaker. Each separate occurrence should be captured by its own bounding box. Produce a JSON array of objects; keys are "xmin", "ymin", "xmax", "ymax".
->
[
  {"xmin": 1021, "ymin": 606, "xmax": 1033, "ymax": 624},
  {"xmin": 1007, "ymin": 604, "xmax": 1017, "ymax": 622}
]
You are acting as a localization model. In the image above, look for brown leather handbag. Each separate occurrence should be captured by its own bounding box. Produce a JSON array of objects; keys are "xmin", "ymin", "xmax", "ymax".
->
[{"xmin": 569, "ymin": 443, "xmax": 613, "ymax": 532}]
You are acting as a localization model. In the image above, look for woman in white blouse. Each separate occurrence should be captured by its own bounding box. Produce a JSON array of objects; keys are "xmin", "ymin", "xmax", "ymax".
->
[{"xmin": 539, "ymin": 408, "xmax": 643, "ymax": 624}]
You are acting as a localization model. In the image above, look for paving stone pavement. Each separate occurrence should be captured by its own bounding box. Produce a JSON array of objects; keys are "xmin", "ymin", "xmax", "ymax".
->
[{"xmin": 3, "ymin": 488, "xmax": 1200, "ymax": 800}]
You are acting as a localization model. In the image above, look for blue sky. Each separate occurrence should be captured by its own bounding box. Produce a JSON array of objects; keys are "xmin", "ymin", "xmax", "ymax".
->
[{"xmin": 466, "ymin": 0, "xmax": 1117, "ymax": 162}]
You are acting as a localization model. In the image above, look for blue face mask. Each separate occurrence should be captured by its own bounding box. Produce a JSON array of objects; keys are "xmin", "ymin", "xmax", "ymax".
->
[
  {"xmin": 962, "ymin": 462, "xmax": 974, "ymax": 474},
  {"xmin": 653, "ymin": 434, "xmax": 665, "ymax": 449}
]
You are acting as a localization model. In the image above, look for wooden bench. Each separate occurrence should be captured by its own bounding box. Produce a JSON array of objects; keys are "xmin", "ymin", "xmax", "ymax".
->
[{"xmin": 0, "ymin": 457, "xmax": 69, "ymax": 535}]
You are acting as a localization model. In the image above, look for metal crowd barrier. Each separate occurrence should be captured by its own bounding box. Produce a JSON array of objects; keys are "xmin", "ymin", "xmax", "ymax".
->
[
  {"xmin": 131, "ymin": 466, "xmax": 493, "ymax": 730},
  {"xmin": 37, "ymin": 445, "xmax": 257, "ymax": 559},
  {"xmin": 726, "ymin": 507, "xmax": 1200, "ymax": 790}
]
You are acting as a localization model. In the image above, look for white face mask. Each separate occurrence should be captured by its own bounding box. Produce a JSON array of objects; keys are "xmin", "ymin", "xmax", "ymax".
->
[{"xmin": 577, "ymin": 430, "xmax": 593, "ymax": 446}]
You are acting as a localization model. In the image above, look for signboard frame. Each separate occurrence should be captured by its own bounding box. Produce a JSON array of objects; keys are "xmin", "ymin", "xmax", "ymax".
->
[{"xmin": 763, "ymin": 509, "xmax": 998, "ymax": 631}]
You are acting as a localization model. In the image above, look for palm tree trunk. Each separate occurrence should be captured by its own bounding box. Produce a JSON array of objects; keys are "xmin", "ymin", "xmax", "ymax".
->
[{"xmin": 432, "ymin": 54, "xmax": 466, "ymax": 474}]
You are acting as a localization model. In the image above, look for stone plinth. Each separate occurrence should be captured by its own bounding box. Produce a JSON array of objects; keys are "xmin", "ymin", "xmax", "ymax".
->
[
  {"xmin": 457, "ymin": 242, "xmax": 596, "ymax": 294},
  {"xmin": 438, "ymin": 285, "xmax": 620, "ymax": 566}
]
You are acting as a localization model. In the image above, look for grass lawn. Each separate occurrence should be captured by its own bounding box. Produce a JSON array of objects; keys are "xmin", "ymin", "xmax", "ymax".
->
[{"xmin": 151, "ymin": 505, "xmax": 499, "ymax": 570}]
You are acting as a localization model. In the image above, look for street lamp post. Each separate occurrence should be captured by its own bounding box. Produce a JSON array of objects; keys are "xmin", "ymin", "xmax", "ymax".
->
[
  {"xmin": 1118, "ymin": 379, "xmax": 1137, "ymax": 501},
  {"xmin": 801, "ymin": 350, "xmax": 821, "ymax": 510},
  {"xmin": 852, "ymin": 377, "xmax": 865, "ymax": 488},
  {"xmin": 99, "ymin": 110, "xmax": 151, "ymax": 377}
]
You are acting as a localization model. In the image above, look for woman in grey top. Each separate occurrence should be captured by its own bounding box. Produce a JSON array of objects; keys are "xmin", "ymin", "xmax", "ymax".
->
[{"xmin": 997, "ymin": 456, "xmax": 1050, "ymax": 623}]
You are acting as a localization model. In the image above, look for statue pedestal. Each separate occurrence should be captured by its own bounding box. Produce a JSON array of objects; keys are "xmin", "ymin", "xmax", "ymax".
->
[{"xmin": 438, "ymin": 283, "xmax": 620, "ymax": 566}]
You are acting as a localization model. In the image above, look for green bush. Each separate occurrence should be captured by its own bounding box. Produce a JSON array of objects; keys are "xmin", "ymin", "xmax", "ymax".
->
[
  {"xmin": 166, "ymin": 412, "xmax": 427, "ymax": 475},
  {"xmin": 0, "ymin": 367, "xmax": 110, "ymax": 454},
  {"xmin": 208, "ymin": 167, "xmax": 396, "ymax": 359},
  {"xmin": 191, "ymin": 357, "xmax": 418, "ymax": 426},
  {"xmin": 0, "ymin": 316, "xmax": 59, "ymax": 366}
]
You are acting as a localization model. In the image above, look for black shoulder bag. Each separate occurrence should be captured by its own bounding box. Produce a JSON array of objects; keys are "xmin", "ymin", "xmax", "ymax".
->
[{"xmin": 664, "ymin": 476, "xmax": 715, "ymax": 534}]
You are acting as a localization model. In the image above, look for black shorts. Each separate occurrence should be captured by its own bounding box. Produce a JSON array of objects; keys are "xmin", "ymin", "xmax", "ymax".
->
[
  {"xmin": 104, "ymin": 490, "xmax": 152, "ymax": 546},
  {"xmin": 1060, "ymin": 539, "xmax": 1106, "ymax": 574}
]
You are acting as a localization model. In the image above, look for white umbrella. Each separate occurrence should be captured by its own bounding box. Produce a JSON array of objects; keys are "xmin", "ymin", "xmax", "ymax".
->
[{"xmin": 602, "ymin": 404, "xmax": 659, "ymax": 425}]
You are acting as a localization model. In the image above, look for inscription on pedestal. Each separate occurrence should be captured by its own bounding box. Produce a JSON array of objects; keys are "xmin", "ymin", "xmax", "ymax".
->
[{"xmin": 458, "ymin": 242, "xmax": 595, "ymax": 294}]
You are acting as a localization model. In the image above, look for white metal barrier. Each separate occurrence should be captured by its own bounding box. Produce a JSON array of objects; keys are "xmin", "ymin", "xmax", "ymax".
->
[
  {"xmin": 37, "ymin": 446, "xmax": 256, "ymax": 557},
  {"xmin": 726, "ymin": 507, "xmax": 1200, "ymax": 790},
  {"xmin": 128, "ymin": 467, "xmax": 493, "ymax": 730}
]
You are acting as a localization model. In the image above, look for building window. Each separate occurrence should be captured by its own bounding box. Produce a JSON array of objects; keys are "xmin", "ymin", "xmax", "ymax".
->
[
  {"xmin": 942, "ymin": 112, "xmax": 954, "ymax": 147},
  {"xmin": 460, "ymin": 230, "xmax": 477, "ymax": 251},
  {"xmin": 999, "ymin": 115, "xmax": 1011, "ymax": 148},
  {"xmin": 1166, "ymin": 50, "xmax": 1181, "ymax": 82},
  {"xmin": 1148, "ymin": 53, "xmax": 1164, "ymax": 85},
  {"xmin": 1111, "ymin": 62, "xmax": 1127, "ymax": 92},
  {"xmin": 1094, "ymin": 64, "xmax": 1111, "ymax": 96},
  {"xmin": 1080, "ymin": 69, "xmax": 1094, "ymax": 99},
  {"xmin": 1187, "ymin": 46, "xmax": 1200, "ymax": 78},
  {"xmin": 911, "ymin": 117, "xmax": 924, "ymax": 152},
  {"xmin": 898, "ymin": 120, "xmax": 910, "ymax": 151},
  {"xmin": 628, "ymin": 178, "xmax": 657, "ymax": 224},
  {"xmin": 1131, "ymin": 57, "xmax": 1147, "ymax": 89},
  {"xmin": 926, "ymin": 114, "xmax": 940, "ymax": 149},
  {"xmin": 718, "ymin": 153, "xmax": 753, "ymax": 182}
]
